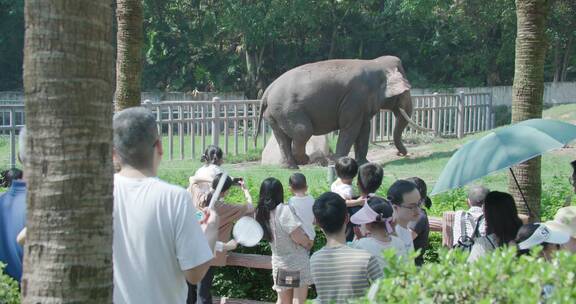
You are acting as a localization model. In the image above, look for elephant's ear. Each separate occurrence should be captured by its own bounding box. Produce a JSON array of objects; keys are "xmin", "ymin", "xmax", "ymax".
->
[{"xmin": 385, "ymin": 67, "xmax": 411, "ymax": 98}]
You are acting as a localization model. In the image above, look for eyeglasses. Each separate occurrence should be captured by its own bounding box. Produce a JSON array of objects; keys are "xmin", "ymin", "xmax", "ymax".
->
[{"xmin": 399, "ymin": 201, "xmax": 422, "ymax": 211}]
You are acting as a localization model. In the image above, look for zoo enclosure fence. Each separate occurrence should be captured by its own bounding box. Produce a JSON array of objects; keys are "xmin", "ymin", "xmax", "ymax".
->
[{"xmin": 0, "ymin": 91, "xmax": 492, "ymax": 167}]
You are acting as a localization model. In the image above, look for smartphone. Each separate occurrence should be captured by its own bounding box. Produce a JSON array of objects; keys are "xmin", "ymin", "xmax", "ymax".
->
[{"xmin": 232, "ymin": 177, "xmax": 243, "ymax": 185}]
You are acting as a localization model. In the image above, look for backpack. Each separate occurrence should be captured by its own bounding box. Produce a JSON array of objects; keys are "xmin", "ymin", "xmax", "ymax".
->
[{"xmin": 454, "ymin": 214, "xmax": 484, "ymax": 252}]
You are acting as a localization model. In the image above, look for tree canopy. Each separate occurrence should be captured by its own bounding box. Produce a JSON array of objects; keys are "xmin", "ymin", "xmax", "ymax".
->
[{"xmin": 1, "ymin": 0, "xmax": 575, "ymax": 96}]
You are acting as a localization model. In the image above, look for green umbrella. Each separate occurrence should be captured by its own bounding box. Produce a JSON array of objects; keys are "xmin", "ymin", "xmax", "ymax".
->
[{"xmin": 431, "ymin": 119, "xmax": 576, "ymax": 214}]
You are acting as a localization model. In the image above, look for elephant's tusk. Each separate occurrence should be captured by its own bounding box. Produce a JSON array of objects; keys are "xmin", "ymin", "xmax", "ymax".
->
[{"xmin": 398, "ymin": 108, "xmax": 435, "ymax": 133}]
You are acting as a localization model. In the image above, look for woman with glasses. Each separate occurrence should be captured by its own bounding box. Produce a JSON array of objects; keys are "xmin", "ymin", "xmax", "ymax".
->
[
  {"xmin": 388, "ymin": 180, "xmax": 422, "ymax": 258},
  {"xmin": 468, "ymin": 191, "xmax": 523, "ymax": 262}
]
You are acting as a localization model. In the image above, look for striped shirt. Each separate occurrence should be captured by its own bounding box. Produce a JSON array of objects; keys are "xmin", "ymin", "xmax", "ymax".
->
[{"xmin": 310, "ymin": 245, "xmax": 383, "ymax": 304}]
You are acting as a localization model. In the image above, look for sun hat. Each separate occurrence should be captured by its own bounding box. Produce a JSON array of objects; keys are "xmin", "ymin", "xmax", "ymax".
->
[
  {"xmin": 517, "ymin": 223, "xmax": 570, "ymax": 250},
  {"xmin": 545, "ymin": 206, "xmax": 576, "ymax": 238},
  {"xmin": 232, "ymin": 216, "xmax": 264, "ymax": 247},
  {"xmin": 350, "ymin": 197, "xmax": 394, "ymax": 233}
]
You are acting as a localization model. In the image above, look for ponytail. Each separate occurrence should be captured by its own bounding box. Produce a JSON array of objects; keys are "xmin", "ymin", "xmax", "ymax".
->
[{"xmin": 201, "ymin": 145, "xmax": 223, "ymax": 165}]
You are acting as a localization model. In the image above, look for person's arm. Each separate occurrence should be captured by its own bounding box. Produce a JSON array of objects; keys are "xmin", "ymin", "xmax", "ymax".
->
[
  {"xmin": 345, "ymin": 198, "xmax": 365, "ymax": 207},
  {"xmin": 239, "ymin": 180, "xmax": 254, "ymax": 213},
  {"xmin": 174, "ymin": 190, "xmax": 219, "ymax": 285},
  {"xmin": 290, "ymin": 227, "xmax": 314, "ymax": 250}
]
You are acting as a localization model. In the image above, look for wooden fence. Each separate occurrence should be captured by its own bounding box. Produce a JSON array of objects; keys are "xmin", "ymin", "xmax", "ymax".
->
[
  {"xmin": 1, "ymin": 92, "xmax": 492, "ymax": 166},
  {"xmin": 370, "ymin": 92, "xmax": 493, "ymax": 142}
]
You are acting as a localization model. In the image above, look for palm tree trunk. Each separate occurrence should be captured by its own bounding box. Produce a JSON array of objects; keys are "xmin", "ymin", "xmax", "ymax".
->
[
  {"xmin": 508, "ymin": 0, "xmax": 550, "ymax": 222},
  {"xmin": 22, "ymin": 1, "xmax": 114, "ymax": 303},
  {"xmin": 115, "ymin": 0, "xmax": 143, "ymax": 111}
]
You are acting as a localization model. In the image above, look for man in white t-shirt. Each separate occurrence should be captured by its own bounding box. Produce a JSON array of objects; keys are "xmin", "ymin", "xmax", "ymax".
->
[{"xmin": 112, "ymin": 107, "xmax": 219, "ymax": 304}]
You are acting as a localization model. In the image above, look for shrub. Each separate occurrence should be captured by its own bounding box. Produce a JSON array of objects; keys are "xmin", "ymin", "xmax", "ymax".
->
[
  {"xmin": 363, "ymin": 248, "xmax": 576, "ymax": 304},
  {"xmin": 0, "ymin": 263, "xmax": 20, "ymax": 304}
]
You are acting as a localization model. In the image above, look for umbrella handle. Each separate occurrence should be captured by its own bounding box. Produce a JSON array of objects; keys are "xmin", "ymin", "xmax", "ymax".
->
[
  {"xmin": 509, "ymin": 168, "xmax": 534, "ymax": 220},
  {"xmin": 208, "ymin": 172, "xmax": 228, "ymax": 210}
]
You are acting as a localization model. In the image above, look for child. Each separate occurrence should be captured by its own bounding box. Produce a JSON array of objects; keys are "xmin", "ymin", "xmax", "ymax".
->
[
  {"xmin": 346, "ymin": 163, "xmax": 385, "ymax": 241},
  {"xmin": 187, "ymin": 173, "xmax": 253, "ymax": 304},
  {"xmin": 288, "ymin": 173, "xmax": 316, "ymax": 242},
  {"xmin": 331, "ymin": 157, "xmax": 364, "ymax": 207},
  {"xmin": 255, "ymin": 178, "xmax": 312, "ymax": 304},
  {"xmin": 310, "ymin": 192, "xmax": 382, "ymax": 303},
  {"xmin": 350, "ymin": 196, "xmax": 407, "ymax": 268}
]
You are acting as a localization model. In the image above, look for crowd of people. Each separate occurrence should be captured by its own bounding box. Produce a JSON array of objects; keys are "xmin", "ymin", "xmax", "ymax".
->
[{"xmin": 0, "ymin": 107, "xmax": 575, "ymax": 304}]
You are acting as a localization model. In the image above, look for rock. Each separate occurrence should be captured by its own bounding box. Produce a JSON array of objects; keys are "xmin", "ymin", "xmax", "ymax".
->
[{"xmin": 261, "ymin": 134, "xmax": 332, "ymax": 166}]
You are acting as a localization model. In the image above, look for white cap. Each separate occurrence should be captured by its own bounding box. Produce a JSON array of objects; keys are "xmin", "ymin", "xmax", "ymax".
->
[{"xmin": 518, "ymin": 224, "xmax": 570, "ymax": 250}]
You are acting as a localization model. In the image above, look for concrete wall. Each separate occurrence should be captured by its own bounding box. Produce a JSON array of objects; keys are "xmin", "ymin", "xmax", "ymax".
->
[{"xmin": 412, "ymin": 81, "xmax": 576, "ymax": 106}]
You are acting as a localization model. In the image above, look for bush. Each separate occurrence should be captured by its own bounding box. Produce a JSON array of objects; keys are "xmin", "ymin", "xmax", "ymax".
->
[
  {"xmin": 0, "ymin": 263, "xmax": 20, "ymax": 304},
  {"xmin": 363, "ymin": 248, "xmax": 576, "ymax": 304}
]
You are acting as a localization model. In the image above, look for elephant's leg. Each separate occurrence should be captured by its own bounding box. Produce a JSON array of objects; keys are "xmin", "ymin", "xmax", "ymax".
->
[
  {"xmin": 335, "ymin": 122, "xmax": 362, "ymax": 160},
  {"xmin": 269, "ymin": 119, "xmax": 298, "ymax": 169},
  {"xmin": 354, "ymin": 121, "xmax": 371, "ymax": 165},
  {"xmin": 289, "ymin": 117, "xmax": 313, "ymax": 166},
  {"xmin": 393, "ymin": 91, "xmax": 412, "ymax": 156}
]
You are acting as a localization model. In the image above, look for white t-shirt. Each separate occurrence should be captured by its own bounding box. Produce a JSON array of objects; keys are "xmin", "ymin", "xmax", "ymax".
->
[
  {"xmin": 351, "ymin": 236, "xmax": 407, "ymax": 268},
  {"xmin": 394, "ymin": 225, "xmax": 415, "ymax": 254},
  {"xmin": 113, "ymin": 174, "xmax": 213, "ymax": 304},
  {"xmin": 288, "ymin": 195, "xmax": 316, "ymax": 240},
  {"xmin": 194, "ymin": 164, "xmax": 224, "ymax": 180},
  {"xmin": 331, "ymin": 179, "xmax": 354, "ymax": 200}
]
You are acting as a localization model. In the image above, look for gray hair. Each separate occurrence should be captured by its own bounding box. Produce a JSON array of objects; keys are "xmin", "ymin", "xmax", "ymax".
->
[
  {"xmin": 18, "ymin": 127, "xmax": 26, "ymax": 164},
  {"xmin": 113, "ymin": 107, "xmax": 158, "ymax": 169},
  {"xmin": 467, "ymin": 185, "xmax": 490, "ymax": 207}
]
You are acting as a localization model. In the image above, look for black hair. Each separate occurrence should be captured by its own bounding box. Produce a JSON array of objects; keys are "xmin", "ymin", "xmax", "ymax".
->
[
  {"xmin": 255, "ymin": 177, "xmax": 284, "ymax": 241},
  {"xmin": 335, "ymin": 157, "xmax": 358, "ymax": 180},
  {"xmin": 387, "ymin": 180, "xmax": 417, "ymax": 206},
  {"xmin": 200, "ymin": 173, "xmax": 233, "ymax": 208},
  {"xmin": 571, "ymin": 160, "xmax": 576, "ymax": 171},
  {"xmin": 366, "ymin": 197, "xmax": 394, "ymax": 230},
  {"xmin": 515, "ymin": 223, "xmax": 556, "ymax": 257},
  {"xmin": 201, "ymin": 145, "xmax": 223, "ymax": 165},
  {"xmin": 288, "ymin": 173, "xmax": 307, "ymax": 191},
  {"xmin": 484, "ymin": 191, "xmax": 523, "ymax": 246},
  {"xmin": 313, "ymin": 192, "xmax": 347, "ymax": 234},
  {"xmin": 0, "ymin": 168, "xmax": 23, "ymax": 188},
  {"xmin": 406, "ymin": 176, "xmax": 431, "ymax": 209},
  {"xmin": 357, "ymin": 163, "xmax": 384, "ymax": 194}
]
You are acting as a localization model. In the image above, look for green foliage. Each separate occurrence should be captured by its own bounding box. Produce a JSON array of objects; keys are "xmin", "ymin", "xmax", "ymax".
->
[
  {"xmin": 0, "ymin": 263, "xmax": 20, "ymax": 304},
  {"xmin": 363, "ymin": 248, "xmax": 576, "ymax": 304}
]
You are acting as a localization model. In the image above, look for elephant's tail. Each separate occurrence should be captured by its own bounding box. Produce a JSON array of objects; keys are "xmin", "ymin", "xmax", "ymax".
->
[
  {"xmin": 254, "ymin": 95, "xmax": 267, "ymax": 147},
  {"xmin": 398, "ymin": 108, "xmax": 434, "ymax": 133}
]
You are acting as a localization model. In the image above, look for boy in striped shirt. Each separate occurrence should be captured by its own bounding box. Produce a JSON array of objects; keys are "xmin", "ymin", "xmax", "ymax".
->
[{"xmin": 311, "ymin": 192, "xmax": 383, "ymax": 304}]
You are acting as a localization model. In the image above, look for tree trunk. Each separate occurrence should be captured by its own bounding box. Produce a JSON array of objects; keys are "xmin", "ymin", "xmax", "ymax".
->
[
  {"xmin": 560, "ymin": 35, "xmax": 573, "ymax": 81},
  {"xmin": 508, "ymin": 0, "xmax": 550, "ymax": 222},
  {"xmin": 22, "ymin": 1, "xmax": 114, "ymax": 303},
  {"xmin": 115, "ymin": 0, "xmax": 143, "ymax": 111}
]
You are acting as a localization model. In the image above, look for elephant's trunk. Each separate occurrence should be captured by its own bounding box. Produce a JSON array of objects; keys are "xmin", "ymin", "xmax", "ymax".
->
[{"xmin": 254, "ymin": 95, "xmax": 268, "ymax": 147}]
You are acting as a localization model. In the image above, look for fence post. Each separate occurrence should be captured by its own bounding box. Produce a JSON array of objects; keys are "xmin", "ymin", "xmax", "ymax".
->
[
  {"xmin": 485, "ymin": 93, "xmax": 493, "ymax": 130},
  {"xmin": 212, "ymin": 97, "xmax": 220, "ymax": 147},
  {"xmin": 432, "ymin": 92, "xmax": 439, "ymax": 136},
  {"xmin": 9, "ymin": 107, "xmax": 16, "ymax": 169},
  {"xmin": 457, "ymin": 91, "xmax": 465, "ymax": 139}
]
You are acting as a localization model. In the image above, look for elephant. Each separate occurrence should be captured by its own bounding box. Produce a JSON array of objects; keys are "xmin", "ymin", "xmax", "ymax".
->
[{"xmin": 255, "ymin": 55, "xmax": 429, "ymax": 169}]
